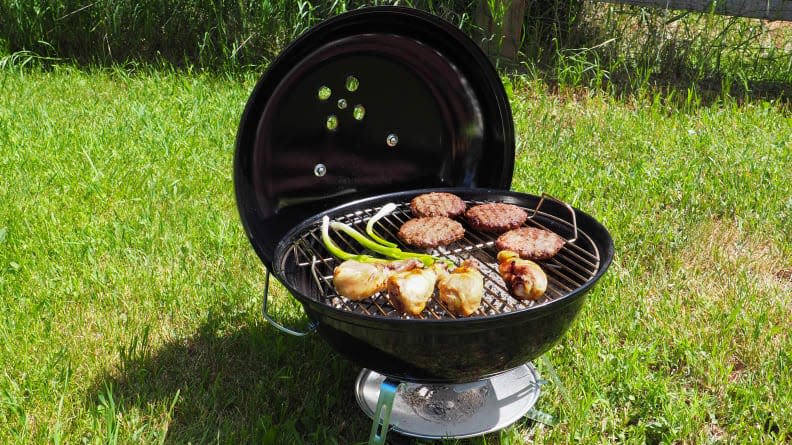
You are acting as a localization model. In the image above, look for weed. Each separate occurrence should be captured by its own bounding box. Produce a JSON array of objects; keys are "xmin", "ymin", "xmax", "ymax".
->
[{"xmin": 0, "ymin": 1, "xmax": 789, "ymax": 97}]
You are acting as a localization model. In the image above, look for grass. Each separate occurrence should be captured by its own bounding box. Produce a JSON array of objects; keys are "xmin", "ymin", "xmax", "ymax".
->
[
  {"xmin": 1, "ymin": 1, "xmax": 791, "ymax": 96},
  {"xmin": 0, "ymin": 65, "xmax": 789, "ymax": 444},
  {"xmin": 0, "ymin": 0, "xmax": 468, "ymax": 70}
]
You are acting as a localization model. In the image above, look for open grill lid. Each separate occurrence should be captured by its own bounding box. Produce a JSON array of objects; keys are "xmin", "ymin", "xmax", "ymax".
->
[{"xmin": 234, "ymin": 6, "xmax": 515, "ymax": 267}]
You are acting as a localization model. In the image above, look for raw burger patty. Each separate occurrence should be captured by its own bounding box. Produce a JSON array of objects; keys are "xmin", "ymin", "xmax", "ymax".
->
[
  {"xmin": 410, "ymin": 192, "xmax": 467, "ymax": 218},
  {"xmin": 496, "ymin": 227, "xmax": 565, "ymax": 260},
  {"xmin": 398, "ymin": 216, "xmax": 465, "ymax": 248},
  {"xmin": 465, "ymin": 203, "xmax": 527, "ymax": 232}
]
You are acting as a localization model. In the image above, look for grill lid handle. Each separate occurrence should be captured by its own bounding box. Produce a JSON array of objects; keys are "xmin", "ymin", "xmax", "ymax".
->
[{"xmin": 262, "ymin": 269, "xmax": 318, "ymax": 337}]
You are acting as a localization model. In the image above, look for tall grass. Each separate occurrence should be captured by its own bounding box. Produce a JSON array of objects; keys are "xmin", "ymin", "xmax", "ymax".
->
[
  {"xmin": 550, "ymin": 3, "xmax": 792, "ymax": 96},
  {"xmin": 0, "ymin": 1, "xmax": 473, "ymax": 71},
  {"xmin": 0, "ymin": 0, "xmax": 790, "ymax": 95}
]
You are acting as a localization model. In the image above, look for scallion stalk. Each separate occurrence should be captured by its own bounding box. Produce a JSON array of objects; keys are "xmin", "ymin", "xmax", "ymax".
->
[
  {"xmin": 330, "ymin": 221, "xmax": 451, "ymax": 267},
  {"xmin": 321, "ymin": 216, "xmax": 386, "ymax": 263},
  {"xmin": 365, "ymin": 203, "xmax": 398, "ymax": 248}
]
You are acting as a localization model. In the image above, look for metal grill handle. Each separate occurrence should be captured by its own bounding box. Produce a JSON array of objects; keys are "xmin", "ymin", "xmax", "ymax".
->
[
  {"xmin": 262, "ymin": 269, "xmax": 318, "ymax": 336},
  {"xmin": 529, "ymin": 193, "xmax": 578, "ymax": 243}
]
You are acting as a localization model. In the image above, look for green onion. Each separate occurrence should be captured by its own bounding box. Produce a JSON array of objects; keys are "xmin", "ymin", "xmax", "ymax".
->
[
  {"xmin": 321, "ymin": 216, "xmax": 386, "ymax": 263},
  {"xmin": 330, "ymin": 220, "xmax": 452, "ymax": 268},
  {"xmin": 365, "ymin": 203, "xmax": 398, "ymax": 248},
  {"xmin": 321, "ymin": 215, "xmax": 455, "ymax": 268}
]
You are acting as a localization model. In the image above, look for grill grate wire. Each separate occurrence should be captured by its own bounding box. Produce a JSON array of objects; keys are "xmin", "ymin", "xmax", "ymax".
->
[{"xmin": 284, "ymin": 199, "xmax": 600, "ymax": 320}]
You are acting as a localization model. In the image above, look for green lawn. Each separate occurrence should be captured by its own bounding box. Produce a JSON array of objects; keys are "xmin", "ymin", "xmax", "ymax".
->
[{"xmin": 0, "ymin": 67, "xmax": 790, "ymax": 444}]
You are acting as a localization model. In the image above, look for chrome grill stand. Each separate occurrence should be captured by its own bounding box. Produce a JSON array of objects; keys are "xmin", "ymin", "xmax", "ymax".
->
[{"xmin": 359, "ymin": 357, "xmax": 569, "ymax": 443}]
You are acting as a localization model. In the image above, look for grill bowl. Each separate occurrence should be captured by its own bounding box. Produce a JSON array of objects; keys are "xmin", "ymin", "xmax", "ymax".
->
[{"xmin": 273, "ymin": 188, "xmax": 613, "ymax": 383}]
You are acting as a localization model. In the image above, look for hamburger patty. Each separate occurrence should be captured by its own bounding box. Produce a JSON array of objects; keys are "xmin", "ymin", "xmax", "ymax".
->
[
  {"xmin": 465, "ymin": 203, "xmax": 527, "ymax": 232},
  {"xmin": 495, "ymin": 227, "xmax": 565, "ymax": 260},
  {"xmin": 398, "ymin": 216, "xmax": 465, "ymax": 248},
  {"xmin": 410, "ymin": 192, "xmax": 466, "ymax": 218}
]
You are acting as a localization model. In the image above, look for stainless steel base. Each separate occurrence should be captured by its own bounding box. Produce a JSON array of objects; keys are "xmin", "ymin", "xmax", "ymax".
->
[{"xmin": 355, "ymin": 364, "xmax": 542, "ymax": 440}]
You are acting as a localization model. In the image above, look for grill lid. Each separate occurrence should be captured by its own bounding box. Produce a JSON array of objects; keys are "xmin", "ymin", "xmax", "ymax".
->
[{"xmin": 235, "ymin": 7, "xmax": 515, "ymax": 267}]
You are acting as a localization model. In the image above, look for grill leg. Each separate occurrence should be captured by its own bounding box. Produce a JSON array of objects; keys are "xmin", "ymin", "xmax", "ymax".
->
[
  {"xmin": 368, "ymin": 378, "xmax": 401, "ymax": 445},
  {"xmin": 523, "ymin": 355, "xmax": 570, "ymax": 426}
]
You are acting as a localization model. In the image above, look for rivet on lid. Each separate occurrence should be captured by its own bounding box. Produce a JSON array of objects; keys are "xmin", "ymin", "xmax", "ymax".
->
[{"xmin": 386, "ymin": 133, "xmax": 398, "ymax": 147}]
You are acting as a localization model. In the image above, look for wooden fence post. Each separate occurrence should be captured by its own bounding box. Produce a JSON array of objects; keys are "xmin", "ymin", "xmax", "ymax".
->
[{"xmin": 474, "ymin": 0, "xmax": 528, "ymax": 60}]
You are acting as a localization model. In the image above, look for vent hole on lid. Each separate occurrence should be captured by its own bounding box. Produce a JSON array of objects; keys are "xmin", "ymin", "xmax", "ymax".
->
[
  {"xmin": 353, "ymin": 104, "xmax": 365, "ymax": 121},
  {"xmin": 318, "ymin": 86, "xmax": 331, "ymax": 100},
  {"xmin": 345, "ymin": 76, "xmax": 359, "ymax": 92},
  {"xmin": 326, "ymin": 115, "xmax": 338, "ymax": 131}
]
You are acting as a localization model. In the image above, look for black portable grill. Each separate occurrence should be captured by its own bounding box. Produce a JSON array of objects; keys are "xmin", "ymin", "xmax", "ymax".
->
[{"xmin": 234, "ymin": 6, "xmax": 614, "ymax": 441}]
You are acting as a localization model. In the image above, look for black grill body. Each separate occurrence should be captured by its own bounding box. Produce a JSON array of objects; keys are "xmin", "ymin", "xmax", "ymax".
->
[
  {"xmin": 273, "ymin": 189, "xmax": 614, "ymax": 383},
  {"xmin": 234, "ymin": 7, "xmax": 614, "ymax": 384}
]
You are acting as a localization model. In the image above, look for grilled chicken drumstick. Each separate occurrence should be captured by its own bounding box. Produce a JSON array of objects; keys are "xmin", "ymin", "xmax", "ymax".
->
[
  {"xmin": 333, "ymin": 259, "xmax": 422, "ymax": 301},
  {"xmin": 387, "ymin": 266, "xmax": 439, "ymax": 316},
  {"xmin": 437, "ymin": 260, "xmax": 484, "ymax": 316},
  {"xmin": 497, "ymin": 250, "xmax": 547, "ymax": 300}
]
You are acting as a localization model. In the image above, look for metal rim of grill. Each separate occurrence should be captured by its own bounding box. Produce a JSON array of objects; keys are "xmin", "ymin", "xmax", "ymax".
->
[{"xmin": 279, "ymin": 196, "xmax": 601, "ymax": 320}]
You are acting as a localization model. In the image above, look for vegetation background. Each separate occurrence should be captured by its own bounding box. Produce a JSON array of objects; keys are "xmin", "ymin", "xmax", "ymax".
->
[
  {"xmin": 1, "ymin": 1, "xmax": 790, "ymax": 444},
  {"xmin": 1, "ymin": 0, "xmax": 791, "ymax": 96}
]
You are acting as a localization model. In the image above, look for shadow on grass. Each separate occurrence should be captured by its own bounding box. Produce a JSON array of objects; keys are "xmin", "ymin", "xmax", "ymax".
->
[{"xmin": 88, "ymin": 315, "xmax": 371, "ymax": 444}]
